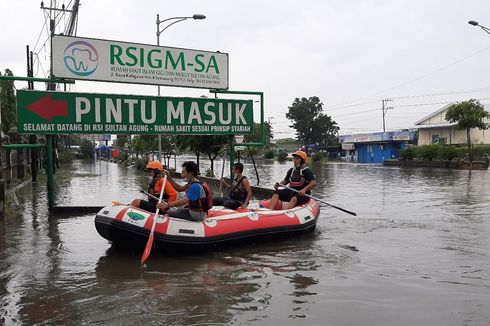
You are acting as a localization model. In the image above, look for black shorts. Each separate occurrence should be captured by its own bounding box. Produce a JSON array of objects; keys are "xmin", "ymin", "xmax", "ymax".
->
[
  {"xmin": 139, "ymin": 200, "xmax": 157, "ymax": 213},
  {"xmin": 213, "ymin": 197, "xmax": 242, "ymax": 210},
  {"xmin": 275, "ymin": 189, "xmax": 309, "ymax": 205}
]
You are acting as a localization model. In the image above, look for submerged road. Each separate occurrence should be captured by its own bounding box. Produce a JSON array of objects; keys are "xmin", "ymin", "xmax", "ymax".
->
[{"xmin": 0, "ymin": 158, "xmax": 489, "ymax": 325}]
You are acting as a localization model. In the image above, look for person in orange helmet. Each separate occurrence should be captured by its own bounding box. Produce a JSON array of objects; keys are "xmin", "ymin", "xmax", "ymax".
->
[
  {"xmin": 269, "ymin": 150, "xmax": 317, "ymax": 210},
  {"xmin": 130, "ymin": 161, "xmax": 177, "ymax": 212}
]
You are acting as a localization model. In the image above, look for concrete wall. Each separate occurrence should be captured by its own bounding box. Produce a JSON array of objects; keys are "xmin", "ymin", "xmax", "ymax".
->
[{"xmin": 418, "ymin": 125, "xmax": 490, "ymax": 145}]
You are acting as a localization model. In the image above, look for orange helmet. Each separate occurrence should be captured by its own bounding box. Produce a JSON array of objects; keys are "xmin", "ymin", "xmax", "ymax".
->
[
  {"xmin": 145, "ymin": 161, "xmax": 163, "ymax": 171},
  {"xmin": 292, "ymin": 150, "xmax": 308, "ymax": 161}
]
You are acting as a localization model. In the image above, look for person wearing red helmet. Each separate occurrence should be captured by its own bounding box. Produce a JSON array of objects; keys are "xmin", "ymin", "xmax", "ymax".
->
[
  {"xmin": 269, "ymin": 150, "xmax": 317, "ymax": 210},
  {"xmin": 130, "ymin": 161, "xmax": 177, "ymax": 212}
]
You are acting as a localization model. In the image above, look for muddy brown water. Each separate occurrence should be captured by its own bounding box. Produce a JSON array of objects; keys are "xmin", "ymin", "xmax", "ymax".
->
[{"xmin": 0, "ymin": 158, "xmax": 489, "ymax": 325}]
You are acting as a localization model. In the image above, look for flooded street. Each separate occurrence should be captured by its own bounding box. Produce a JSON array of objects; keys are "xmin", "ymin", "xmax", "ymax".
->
[{"xmin": 1, "ymin": 158, "xmax": 489, "ymax": 325}]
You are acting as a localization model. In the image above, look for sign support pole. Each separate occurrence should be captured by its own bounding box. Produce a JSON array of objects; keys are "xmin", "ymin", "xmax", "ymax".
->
[
  {"xmin": 47, "ymin": 135, "xmax": 55, "ymax": 209},
  {"xmin": 229, "ymin": 135, "xmax": 235, "ymax": 177},
  {"xmin": 210, "ymin": 90, "xmax": 265, "ymax": 177}
]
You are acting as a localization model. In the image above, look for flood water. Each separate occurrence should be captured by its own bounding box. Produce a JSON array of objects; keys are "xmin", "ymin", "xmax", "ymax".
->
[{"xmin": 1, "ymin": 158, "xmax": 489, "ymax": 325}]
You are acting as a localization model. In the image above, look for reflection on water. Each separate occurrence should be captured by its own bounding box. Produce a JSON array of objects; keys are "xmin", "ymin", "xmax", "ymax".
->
[{"xmin": 0, "ymin": 159, "xmax": 489, "ymax": 325}]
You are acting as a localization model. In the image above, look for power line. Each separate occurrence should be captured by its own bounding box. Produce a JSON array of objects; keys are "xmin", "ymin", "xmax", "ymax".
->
[
  {"xmin": 332, "ymin": 96, "xmax": 490, "ymax": 123},
  {"xmin": 390, "ymin": 86, "xmax": 490, "ymax": 100},
  {"xmin": 324, "ymin": 45, "xmax": 490, "ymax": 110}
]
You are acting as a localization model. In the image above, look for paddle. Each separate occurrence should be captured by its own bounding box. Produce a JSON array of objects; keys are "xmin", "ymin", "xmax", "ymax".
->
[
  {"xmin": 281, "ymin": 185, "xmax": 357, "ymax": 216},
  {"xmin": 141, "ymin": 174, "xmax": 168, "ymax": 266},
  {"xmin": 140, "ymin": 189, "xmax": 159, "ymax": 201},
  {"xmin": 218, "ymin": 153, "xmax": 226, "ymax": 195}
]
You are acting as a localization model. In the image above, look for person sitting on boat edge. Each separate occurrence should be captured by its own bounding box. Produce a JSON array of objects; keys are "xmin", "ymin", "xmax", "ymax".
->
[
  {"xmin": 157, "ymin": 161, "xmax": 212, "ymax": 222},
  {"xmin": 269, "ymin": 150, "xmax": 317, "ymax": 210},
  {"xmin": 213, "ymin": 162, "xmax": 253, "ymax": 210},
  {"xmin": 130, "ymin": 160, "xmax": 177, "ymax": 212}
]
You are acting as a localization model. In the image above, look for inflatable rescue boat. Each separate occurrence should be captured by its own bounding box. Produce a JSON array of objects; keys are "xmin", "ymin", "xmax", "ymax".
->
[{"xmin": 94, "ymin": 199, "xmax": 320, "ymax": 252}]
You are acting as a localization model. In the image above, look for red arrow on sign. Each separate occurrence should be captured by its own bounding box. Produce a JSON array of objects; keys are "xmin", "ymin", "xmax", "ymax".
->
[{"xmin": 26, "ymin": 95, "xmax": 68, "ymax": 121}]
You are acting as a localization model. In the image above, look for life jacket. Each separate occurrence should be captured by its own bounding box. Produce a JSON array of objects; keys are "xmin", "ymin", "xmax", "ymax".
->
[
  {"xmin": 148, "ymin": 176, "xmax": 169, "ymax": 202},
  {"xmin": 289, "ymin": 167, "xmax": 310, "ymax": 190},
  {"xmin": 229, "ymin": 176, "xmax": 248, "ymax": 201},
  {"xmin": 187, "ymin": 180, "xmax": 213, "ymax": 213}
]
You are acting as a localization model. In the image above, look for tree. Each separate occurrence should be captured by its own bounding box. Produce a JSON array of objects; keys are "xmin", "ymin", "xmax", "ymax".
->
[
  {"xmin": 445, "ymin": 99, "xmax": 490, "ymax": 162},
  {"xmin": 175, "ymin": 136, "xmax": 201, "ymax": 166},
  {"xmin": 80, "ymin": 139, "xmax": 95, "ymax": 158},
  {"xmin": 199, "ymin": 135, "xmax": 228, "ymax": 175},
  {"xmin": 246, "ymin": 121, "xmax": 273, "ymax": 146},
  {"xmin": 175, "ymin": 135, "xmax": 227, "ymax": 175},
  {"xmin": 114, "ymin": 135, "xmax": 129, "ymax": 149},
  {"xmin": 286, "ymin": 96, "xmax": 339, "ymax": 147},
  {"xmin": 0, "ymin": 69, "xmax": 17, "ymax": 134},
  {"xmin": 132, "ymin": 135, "xmax": 157, "ymax": 157}
]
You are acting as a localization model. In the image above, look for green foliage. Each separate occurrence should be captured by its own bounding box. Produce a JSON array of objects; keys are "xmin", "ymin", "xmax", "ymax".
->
[
  {"xmin": 263, "ymin": 149, "xmax": 275, "ymax": 159},
  {"xmin": 132, "ymin": 135, "xmax": 157, "ymax": 155},
  {"xmin": 118, "ymin": 151, "xmax": 128, "ymax": 162},
  {"xmin": 276, "ymin": 151, "xmax": 288, "ymax": 161},
  {"xmin": 58, "ymin": 150, "xmax": 75, "ymax": 163},
  {"xmin": 310, "ymin": 152, "xmax": 326, "ymax": 162},
  {"xmin": 242, "ymin": 146, "xmax": 260, "ymax": 158},
  {"xmin": 0, "ymin": 69, "xmax": 17, "ymax": 133},
  {"xmin": 414, "ymin": 144, "xmax": 439, "ymax": 161},
  {"xmin": 79, "ymin": 139, "xmax": 95, "ymax": 158},
  {"xmin": 135, "ymin": 157, "xmax": 148, "ymax": 170},
  {"xmin": 205, "ymin": 168, "xmax": 215, "ymax": 178},
  {"xmin": 445, "ymin": 99, "xmax": 489, "ymax": 131},
  {"xmin": 114, "ymin": 135, "xmax": 129, "ymax": 149},
  {"xmin": 246, "ymin": 121, "xmax": 273, "ymax": 146},
  {"xmin": 446, "ymin": 99, "xmax": 490, "ymax": 162},
  {"xmin": 438, "ymin": 146, "xmax": 464, "ymax": 161},
  {"xmin": 286, "ymin": 96, "xmax": 339, "ymax": 146},
  {"xmin": 473, "ymin": 144, "xmax": 490, "ymax": 158},
  {"xmin": 400, "ymin": 147, "xmax": 416, "ymax": 160},
  {"xmin": 409, "ymin": 144, "xmax": 465, "ymax": 161}
]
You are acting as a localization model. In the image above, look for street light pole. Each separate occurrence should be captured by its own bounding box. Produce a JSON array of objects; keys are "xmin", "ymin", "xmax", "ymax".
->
[
  {"xmin": 468, "ymin": 20, "xmax": 490, "ymax": 36},
  {"xmin": 155, "ymin": 14, "xmax": 206, "ymax": 163}
]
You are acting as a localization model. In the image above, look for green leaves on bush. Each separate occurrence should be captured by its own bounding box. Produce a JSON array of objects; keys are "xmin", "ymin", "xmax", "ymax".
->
[
  {"xmin": 263, "ymin": 149, "xmax": 275, "ymax": 159},
  {"xmin": 438, "ymin": 146, "xmax": 464, "ymax": 161},
  {"xmin": 400, "ymin": 147, "xmax": 415, "ymax": 160},
  {"xmin": 135, "ymin": 157, "xmax": 148, "ymax": 170},
  {"xmin": 400, "ymin": 144, "xmax": 465, "ymax": 161},
  {"xmin": 277, "ymin": 151, "xmax": 288, "ymax": 161},
  {"xmin": 310, "ymin": 152, "xmax": 326, "ymax": 162}
]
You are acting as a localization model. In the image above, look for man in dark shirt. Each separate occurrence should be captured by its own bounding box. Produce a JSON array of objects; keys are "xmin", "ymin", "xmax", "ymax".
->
[{"xmin": 269, "ymin": 150, "xmax": 317, "ymax": 210}]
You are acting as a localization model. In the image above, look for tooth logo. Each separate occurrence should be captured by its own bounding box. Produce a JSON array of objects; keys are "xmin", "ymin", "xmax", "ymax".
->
[{"xmin": 63, "ymin": 40, "xmax": 99, "ymax": 76}]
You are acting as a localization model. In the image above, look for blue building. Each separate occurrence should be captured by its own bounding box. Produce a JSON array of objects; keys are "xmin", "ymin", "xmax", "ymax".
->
[{"xmin": 339, "ymin": 131, "xmax": 416, "ymax": 163}]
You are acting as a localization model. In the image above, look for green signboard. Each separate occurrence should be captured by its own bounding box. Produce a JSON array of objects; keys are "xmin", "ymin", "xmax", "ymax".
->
[{"xmin": 17, "ymin": 90, "xmax": 253, "ymax": 135}]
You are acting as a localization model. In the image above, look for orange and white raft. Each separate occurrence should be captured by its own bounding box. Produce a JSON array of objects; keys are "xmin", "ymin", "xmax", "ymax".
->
[{"xmin": 94, "ymin": 199, "xmax": 320, "ymax": 252}]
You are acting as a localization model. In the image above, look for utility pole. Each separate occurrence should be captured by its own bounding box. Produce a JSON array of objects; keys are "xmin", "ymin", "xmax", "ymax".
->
[
  {"xmin": 40, "ymin": 0, "xmax": 80, "ymax": 209},
  {"xmin": 382, "ymin": 98, "xmax": 393, "ymax": 132}
]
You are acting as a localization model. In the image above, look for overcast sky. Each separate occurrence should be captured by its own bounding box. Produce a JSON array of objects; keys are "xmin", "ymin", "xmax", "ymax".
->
[{"xmin": 2, "ymin": 0, "xmax": 490, "ymax": 138}]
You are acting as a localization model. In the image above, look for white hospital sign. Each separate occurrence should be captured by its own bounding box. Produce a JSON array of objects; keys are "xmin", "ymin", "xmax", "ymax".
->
[{"xmin": 52, "ymin": 35, "xmax": 229, "ymax": 89}]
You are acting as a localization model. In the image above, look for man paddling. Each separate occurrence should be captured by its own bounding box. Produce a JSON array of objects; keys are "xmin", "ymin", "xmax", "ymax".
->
[
  {"xmin": 157, "ymin": 161, "xmax": 212, "ymax": 221},
  {"xmin": 130, "ymin": 161, "xmax": 177, "ymax": 212},
  {"xmin": 213, "ymin": 162, "xmax": 253, "ymax": 210},
  {"xmin": 269, "ymin": 150, "xmax": 317, "ymax": 210}
]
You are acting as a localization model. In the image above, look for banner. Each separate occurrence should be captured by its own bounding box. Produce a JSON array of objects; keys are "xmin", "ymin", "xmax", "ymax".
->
[
  {"xmin": 52, "ymin": 35, "xmax": 229, "ymax": 89},
  {"xmin": 17, "ymin": 90, "xmax": 253, "ymax": 135}
]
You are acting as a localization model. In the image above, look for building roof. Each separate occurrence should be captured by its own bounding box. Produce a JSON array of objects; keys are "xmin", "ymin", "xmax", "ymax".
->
[
  {"xmin": 413, "ymin": 122, "xmax": 457, "ymax": 129},
  {"xmin": 414, "ymin": 103, "xmax": 454, "ymax": 126}
]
